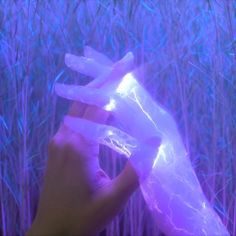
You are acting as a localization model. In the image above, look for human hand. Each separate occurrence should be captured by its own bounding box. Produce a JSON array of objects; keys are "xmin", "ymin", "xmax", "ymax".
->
[
  {"xmin": 55, "ymin": 47, "xmax": 229, "ymax": 236},
  {"xmin": 27, "ymin": 49, "xmax": 141, "ymax": 236},
  {"xmin": 62, "ymin": 46, "xmax": 182, "ymax": 148},
  {"xmin": 56, "ymin": 48, "xmax": 161, "ymax": 180},
  {"xmin": 27, "ymin": 123, "xmax": 113, "ymax": 235}
]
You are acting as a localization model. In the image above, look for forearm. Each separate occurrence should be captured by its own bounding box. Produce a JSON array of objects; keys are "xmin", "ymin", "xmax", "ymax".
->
[{"xmin": 140, "ymin": 142, "xmax": 229, "ymax": 236}]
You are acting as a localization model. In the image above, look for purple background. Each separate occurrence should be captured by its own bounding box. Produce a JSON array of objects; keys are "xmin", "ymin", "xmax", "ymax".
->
[{"xmin": 0, "ymin": 1, "xmax": 235, "ymax": 235}]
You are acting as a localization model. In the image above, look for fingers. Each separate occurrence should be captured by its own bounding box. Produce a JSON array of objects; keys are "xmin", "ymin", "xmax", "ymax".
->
[
  {"xmin": 64, "ymin": 115, "xmax": 102, "ymax": 141},
  {"xmin": 86, "ymin": 71, "xmax": 111, "ymax": 88},
  {"xmin": 64, "ymin": 50, "xmax": 135, "ymax": 90},
  {"xmin": 65, "ymin": 53, "xmax": 110, "ymax": 78},
  {"xmin": 82, "ymin": 105, "xmax": 110, "ymax": 124},
  {"xmin": 64, "ymin": 52, "xmax": 112, "ymax": 89},
  {"xmin": 67, "ymin": 101, "xmax": 87, "ymax": 117},
  {"xmin": 113, "ymin": 52, "xmax": 134, "ymax": 72},
  {"xmin": 88, "ymin": 52, "xmax": 135, "ymax": 91},
  {"xmin": 64, "ymin": 116, "xmax": 138, "ymax": 157},
  {"xmin": 84, "ymin": 46, "xmax": 113, "ymax": 66},
  {"xmin": 55, "ymin": 83, "xmax": 110, "ymax": 108},
  {"xmin": 65, "ymin": 49, "xmax": 113, "ymax": 118}
]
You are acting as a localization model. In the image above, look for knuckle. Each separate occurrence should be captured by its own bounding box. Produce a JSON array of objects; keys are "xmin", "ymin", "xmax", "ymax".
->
[
  {"xmin": 48, "ymin": 131, "xmax": 82, "ymax": 156},
  {"xmin": 48, "ymin": 136, "xmax": 64, "ymax": 151},
  {"xmin": 49, "ymin": 137, "xmax": 59, "ymax": 147}
]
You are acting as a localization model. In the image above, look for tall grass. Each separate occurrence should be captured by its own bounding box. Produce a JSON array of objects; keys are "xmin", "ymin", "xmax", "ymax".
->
[{"xmin": 0, "ymin": 1, "xmax": 235, "ymax": 235}]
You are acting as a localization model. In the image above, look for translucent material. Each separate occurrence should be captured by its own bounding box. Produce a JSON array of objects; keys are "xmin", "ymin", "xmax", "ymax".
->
[
  {"xmin": 110, "ymin": 74, "xmax": 229, "ymax": 235},
  {"xmin": 56, "ymin": 49, "xmax": 229, "ymax": 236},
  {"xmin": 56, "ymin": 73, "xmax": 161, "ymax": 180}
]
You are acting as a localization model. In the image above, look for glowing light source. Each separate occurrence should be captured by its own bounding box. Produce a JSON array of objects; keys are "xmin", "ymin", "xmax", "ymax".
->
[
  {"xmin": 116, "ymin": 72, "xmax": 137, "ymax": 96},
  {"xmin": 104, "ymin": 98, "xmax": 116, "ymax": 111}
]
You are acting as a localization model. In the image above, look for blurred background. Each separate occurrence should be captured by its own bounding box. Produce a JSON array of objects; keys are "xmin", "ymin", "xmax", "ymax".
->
[{"xmin": 0, "ymin": 0, "xmax": 235, "ymax": 235}]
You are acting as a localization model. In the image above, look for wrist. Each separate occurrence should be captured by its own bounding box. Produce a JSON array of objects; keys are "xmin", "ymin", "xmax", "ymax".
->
[{"xmin": 26, "ymin": 218, "xmax": 64, "ymax": 236}]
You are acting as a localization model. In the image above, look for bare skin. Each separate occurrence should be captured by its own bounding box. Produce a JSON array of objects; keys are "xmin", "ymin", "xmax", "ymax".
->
[{"xmin": 27, "ymin": 102, "xmax": 139, "ymax": 236}]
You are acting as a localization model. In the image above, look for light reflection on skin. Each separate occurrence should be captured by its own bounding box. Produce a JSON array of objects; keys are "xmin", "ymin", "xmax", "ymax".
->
[{"xmin": 102, "ymin": 72, "xmax": 229, "ymax": 236}]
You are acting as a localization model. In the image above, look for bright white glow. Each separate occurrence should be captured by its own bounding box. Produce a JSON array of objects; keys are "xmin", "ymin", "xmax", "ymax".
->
[
  {"xmin": 131, "ymin": 89, "xmax": 159, "ymax": 130},
  {"xmin": 153, "ymin": 143, "xmax": 165, "ymax": 168},
  {"xmin": 202, "ymin": 202, "xmax": 206, "ymax": 209},
  {"xmin": 106, "ymin": 130, "xmax": 114, "ymax": 136},
  {"xmin": 104, "ymin": 98, "xmax": 116, "ymax": 111},
  {"xmin": 116, "ymin": 72, "xmax": 137, "ymax": 96}
]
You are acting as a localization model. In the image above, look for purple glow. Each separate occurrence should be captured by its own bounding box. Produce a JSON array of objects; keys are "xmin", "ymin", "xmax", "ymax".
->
[
  {"xmin": 59, "ymin": 64, "xmax": 229, "ymax": 235},
  {"xmin": 1, "ymin": 1, "xmax": 235, "ymax": 235}
]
